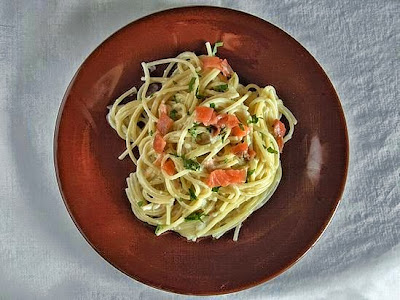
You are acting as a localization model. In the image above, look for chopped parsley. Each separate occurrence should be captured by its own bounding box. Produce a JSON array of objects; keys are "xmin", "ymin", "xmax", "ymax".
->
[
  {"xmin": 188, "ymin": 187, "xmax": 197, "ymax": 200},
  {"xmin": 238, "ymin": 123, "xmax": 245, "ymax": 131},
  {"xmin": 212, "ymin": 41, "xmax": 224, "ymax": 56},
  {"xmin": 247, "ymin": 169, "xmax": 255, "ymax": 177},
  {"xmin": 224, "ymin": 158, "xmax": 228, "ymax": 164},
  {"xmin": 221, "ymin": 132, "xmax": 227, "ymax": 142},
  {"xmin": 169, "ymin": 109, "xmax": 178, "ymax": 120},
  {"xmin": 137, "ymin": 201, "xmax": 144, "ymax": 207},
  {"xmin": 210, "ymin": 103, "xmax": 216, "ymax": 109},
  {"xmin": 248, "ymin": 115, "xmax": 259, "ymax": 124},
  {"xmin": 188, "ymin": 77, "xmax": 196, "ymax": 92},
  {"xmin": 214, "ymin": 84, "xmax": 228, "ymax": 92},
  {"xmin": 155, "ymin": 224, "xmax": 163, "ymax": 234},
  {"xmin": 149, "ymin": 130, "xmax": 153, "ymax": 136},
  {"xmin": 171, "ymin": 152, "xmax": 200, "ymax": 171},
  {"xmin": 185, "ymin": 211, "xmax": 206, "ymax": 222},
  {"xmin": 188, "ymin": 123, "xmax": 198, "ymax": 138},
  {"xmin": 172, "ymin": 94, "xmax": 179, "ymax": 103},
  {"xmin": 182, "ymin": 156, "xmax": 200, "ymax": 171},
  {"xmin": 196, "ymin": 89, "xmax": 206, "ymax": 100},
  {"xmin": 188, "ymin": 127, "xmax": 197, "ymax": 138},
  {"xmin": 212, "ymin": 186, "xmax": 220, "ymax": 192},
  {"xmin": 267, "ymin": 147, "xmax": 278, "ymax": 154}
]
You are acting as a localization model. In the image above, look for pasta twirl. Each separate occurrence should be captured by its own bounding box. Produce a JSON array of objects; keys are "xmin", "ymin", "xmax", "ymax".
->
[{"xmin": 107, "ymin": 42, "xmax": 297, "ymax": 241}]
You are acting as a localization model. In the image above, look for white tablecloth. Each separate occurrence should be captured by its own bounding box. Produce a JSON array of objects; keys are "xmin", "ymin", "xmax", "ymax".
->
[{"xmin": 1, "ymin": 0, "xmax": 399, "ymax": 299}]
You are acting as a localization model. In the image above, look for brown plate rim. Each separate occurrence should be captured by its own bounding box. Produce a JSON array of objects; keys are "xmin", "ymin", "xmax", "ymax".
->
[{"xmin": 54, "ymin": 5, "xmax": 349, "ymax": 295}]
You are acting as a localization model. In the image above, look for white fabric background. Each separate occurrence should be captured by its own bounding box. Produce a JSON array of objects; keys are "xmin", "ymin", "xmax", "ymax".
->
[{"xmin": 1, "ymin": 1, "xmax": 399, "ymax": 299}]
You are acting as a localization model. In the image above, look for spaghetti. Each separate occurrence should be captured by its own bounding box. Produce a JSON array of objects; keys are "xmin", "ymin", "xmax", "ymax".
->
[{"xmin": 107, "ymin": 42, "xmax": 297, "ymax": 241}]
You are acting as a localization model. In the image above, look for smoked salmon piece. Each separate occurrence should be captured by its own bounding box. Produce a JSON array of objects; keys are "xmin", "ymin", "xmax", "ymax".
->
[
  {"xmin": 162, "ymin": 159, "xmax": 176, "ymax": 175},
  {"xmin": 231, "ymin": 142, "xmax": 248, "ymax": 156},
  {"xmin": 195, "ymin": 106, "xmax": 219, "ymax": 126},
  {"xmin": 157, "ymin": 112, "xmax": 174, "ymax": 136},
  {"xmin": 276, "ymin": 137, "xmax": 284, "ymax": 152},
  {"xmin": 206, "ymin": 169, "xmax": 247, "ymax": 187},
  {"xmin": 195, "ymin": 108, "xmax": 241, "ymax": 132},
  {"xmin": 200, "ymin": 56, "xmax": 234, "ymax": 77},
  {"xmin": 201, "ymin": 56, "xmax": 221, "ymax": 68},
  {"xmin": 272, "ymin": 119, "xmax": 286, "ymax": 152},
  {"xmin": 231, "ymin": 124, "xmax": 249, "ymax": 137},
  {"xmin": 217, "ymin": 114, "xmax": 239, "ymax": 129},
  {"xmin": 153, "ymin": 133, "xmax": 166, "ymax": 154},
  {"xmin": 273, "ymin": 119, "xmax": 286, "ymax": 137},
  {"xmin": 220, "ymin": 59, "xmax": 233, "ymax": 77}
]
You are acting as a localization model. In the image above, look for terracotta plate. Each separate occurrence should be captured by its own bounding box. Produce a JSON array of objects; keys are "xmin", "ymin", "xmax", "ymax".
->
[{"xmin": 55, "ymin": 6, "xmax": 348, "ymax": 295}]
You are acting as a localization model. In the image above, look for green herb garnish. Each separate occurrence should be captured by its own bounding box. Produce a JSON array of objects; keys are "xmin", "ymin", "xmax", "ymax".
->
[
  {"xmin": 188, "ymin": 128, "xmax": 196, "ymax": 137},
  {"xmin": 188, "ymin": 187, "xmax": 197, "ymax": 200},
  {"xmin": 182, "ymin": 156, "xmax": 200, "ymax": 171},
  {"xmin": 214, "ymin": 84, "xmax": 228, "ymax": 92},
  {"xmin": 212, "ymin": 41, "xmax": 224, "ymax": 56},
  {"xmin": 185, "ymin": 211, "xmax": 206, "ymax": 222},
  {"xmin": 170, "ymin": 109, "xmax": 178, "ymax": 120},
  {"xmin": 188, "ymin": 123, "xmax": 198, "ymax": 138},
  {"xmin": 247, "ymin": 169, "xmax": 255, "ymax": 177},
  {"xmin": 172, "ymin": 94, "xmax": 179, "ymax": 103},
  {"xmin": 221, "ymin": 133, "xmax": 227, "ymax": 142},
  {"xmin": 267, "ymin": 147, "xmax": 278, "ymax": 154},
  {"xmin": 248, "ymin": 115, "xmax": 259, "ymax": 124},
  {"xmin": 188, "ymin": 77, "xmax": 196, "ymax": 92},
  {"xmin": 149, "ymin": 130, "xmax": 153, "ymax": 136},
  {"xmin": 137, "ymin": 201, "xmax": 144, "ymax": 207},
  {"xmin": 155, "ymin": 224, "xmax": 163, "ymax": 234},
  {"xmin": 196, "ymin": 88, "xmax": 206, "ymax": 100},
  {"xmin": 210, "ymin": 103, "xmax": 216, "ymax": 109},
  {"xmin": 212, "ymin": 186, "xmax": 220, "ymax": 192}
]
